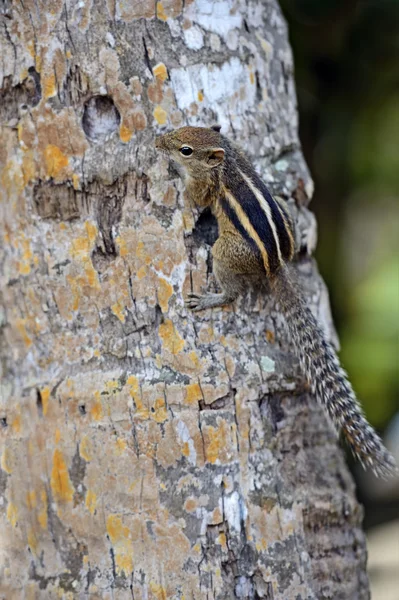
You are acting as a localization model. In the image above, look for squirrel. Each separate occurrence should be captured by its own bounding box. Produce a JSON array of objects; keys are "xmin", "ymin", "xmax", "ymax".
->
[{"xmin": 155, "ymin": 125, "xmax": 397, "ymax": 478}]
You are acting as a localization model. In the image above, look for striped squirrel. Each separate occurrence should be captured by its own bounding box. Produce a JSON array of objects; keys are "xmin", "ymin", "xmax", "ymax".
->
[{"xmin": 155, "ymin": 125, "xmax": 396, "ymax": 478}]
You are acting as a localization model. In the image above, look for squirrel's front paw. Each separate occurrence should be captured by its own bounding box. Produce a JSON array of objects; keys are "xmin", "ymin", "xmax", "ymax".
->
[{"xmin": 185, "ymin": 292, "xmax": 207, "ymax": 312}]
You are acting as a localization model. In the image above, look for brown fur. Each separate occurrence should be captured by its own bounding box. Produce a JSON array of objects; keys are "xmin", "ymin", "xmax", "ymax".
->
[{"xmin": 155, "ymin": 126, "xmax": 397, "ymax": 477}]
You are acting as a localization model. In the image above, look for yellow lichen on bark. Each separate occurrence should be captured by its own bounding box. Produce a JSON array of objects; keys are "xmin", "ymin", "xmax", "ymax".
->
[
  {"xmin": 50, "ymin": 449, "xmax": 74, "ymax": 503},
  {"xmin": 159, "ymin": 319, "xmax": 185, "ymax": 354},
  {"xmin": 106, "ymin": 515, "xmax": 134, "ymax": 575}
]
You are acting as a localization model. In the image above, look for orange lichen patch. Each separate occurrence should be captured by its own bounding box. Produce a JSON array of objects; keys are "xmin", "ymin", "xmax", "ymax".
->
[
  {"xmin": 120, "ymin": 122, "xmax": 133, "ymax": 143},
  {"xmin": 72, "ymin": 173, "xmax": 80, "ymax": 190},
  {"xmin": 91, "ymin": 393, "xmax": 103, "ymax": 421},
  {"xmin": 106, "ymin": 515, "xmax": 134, "ymax": 575},
  {"xmin": 105, "ymin": 379, "xmax": 119, "ymax": 392},
  {"xmin": 156, "ymin": 0, "xmax": 183, "ymax": 20},
  {"xmin": 210, "ymin": 506, "xmax": 223, "ymax": 524},
  {"xmin": 11, "ymin": 413, "xmax": 21, "ymax": 434},
  {"xmin": 127, "ymin": 375, "xmax": 140, "ymax": 397},
  {"xmin": 26, "ymin": 40, "xmax": 35, "ymax": 58},
  {"xmin": 27, "ymin": 527, "xmax": 38, "ymax": 555},
  {"xmin": 54, "ymin": 428, "xmax": 61, "ymax": 444},
  {"xmin": 38, "ymin": 489, "xmax": 48, "ymax": 530},
  {"xmin": 43, "ymin": 145, "xmax": 69, "ymax": 179},
  {"xmin": 1, "ymin": 448, "xmax": 13, "ymax": 474},
  {"xmin": 16, "ymin": 235, "xmax": 34, "ymax": 275},
  {"xmin": 183, "ymin": 497, "xmax": 198, "ymax": 513},
  {"xmin": 157, "ymin": 278, "xmax": 173, "ymax": 313},
  {"xmin": 153, "ymin": 63, "xmax": 168, "ymax": 81},
  {"xmin": 188, "ymin": 351, "xmax": 200, "ymax": 369},
  {"xmin": 156, "ymin": 2, "xmax": 168, "ymax": 20},
  {"xmin": 115, "ymin": 438, "xmax": 128, "ymax": 454},
  {"xmin": 249, "ymin": 70, "xmax": 255, "ymax": 85},
  {"xmin": 185, "ymin": 383, "xmax": 202, "ymax": 405},
  {"xmin": 181, "ymin": 442, "xmax": 190, "ymax": 457},
  {"xmin": 116, "ymin": 236, "xmax": 128, "ymax": 257},
  {"xmin": 26, "ymin": 490, "xmax": 37, "ymax": 510},
  {"xmin": 14, "ymin": 319, "xmax": 31, "ymax": 347},
  {"xmin": 1, "ymin": 159, "xmax": 24, "ymax": 198},
  {"xmin": 197, "ymin": 90, "xmax": 204, "ymax": 102},
  {"xmin": 36, "ymin": 106, "xmax": 88, "ymax": 160},
  {"xmin": 137, "ymin": 266, "xmax": 147, "ymax": 280},
  {"xmin": 21, "ymin": 152, "xmax": 37, "ymax": 186},
  {"xmin": 42, "ymin": 71, "xmax": 57, "ymax": 100},
  {"xmin": 7, "ymin": 502, "xmax": 18, "ymax": 528},
  {"xmin": 159, "ymin": 319, "xmax": 185, "ymax": 354},
  {"xmin": 153, "ymin": 105, "xmax": 168, "ymax": 125},
  {"xmin": 216, "ymin": 532, "xmax": 227, "ymax": 550},
  {"xmin": 111, "ymin": 301, "xmax": 126, "ymax": 323},
  {"xmin": 80, "ymin": 436, "xmax": 93, "ymax": 462},
  {"xmin": 152, "ymin": 397, "xmax": 168, "ymax": 423},
  {"xmin": 85, "ymin": 221, "xmax": 97, "ymax": 244},
  {"xmin": 265, "ymin": 329, "xmax": 275, "ymax": 343},
  {"xmin": 40, "ymin": 387, "xmax": 50, "ymax": 416},
  {"xmin": 85, "ymin": 490, "xmax": 97, "ymax": 515},
  {"xmin": 149, "ymin": 582, "xmax": 167, "ymax": 600},
  {"xmin": 204, "ymin": 420, "xmax": 231, "ymax": 464},
  {"xmin": 50, "ymin": 449, "xmax": 74, "ymax": 503}
]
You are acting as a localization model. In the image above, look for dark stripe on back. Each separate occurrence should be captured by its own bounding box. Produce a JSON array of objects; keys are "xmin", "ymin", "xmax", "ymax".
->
[
  {"xmin": 226, "ymin": 172, "xmax": 280, "ymax": 273},
  {"xmin": 219, "ymin": 196, "xmax": 262, "ymax": 263},
  {"xmin": 251, "ymin": 174, "xmax": 294, "ymax": 261},
  {"xmin": 220, "ymin": 137, "xmax": 294, "ymax": 263}
]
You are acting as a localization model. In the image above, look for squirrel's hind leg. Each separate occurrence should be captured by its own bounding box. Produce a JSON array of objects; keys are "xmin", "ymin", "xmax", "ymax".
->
[{"xmin": 186, "ymin": 234, "xmax": 263, "ymax": 311}]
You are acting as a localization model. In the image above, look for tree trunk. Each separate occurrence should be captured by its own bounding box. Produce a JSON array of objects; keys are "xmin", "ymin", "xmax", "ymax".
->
[{"xmin": 0, "ymin": 1, "xmax": 370, "ymax": 598}]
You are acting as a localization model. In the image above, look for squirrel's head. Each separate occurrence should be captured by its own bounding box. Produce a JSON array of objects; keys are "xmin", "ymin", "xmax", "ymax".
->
[{"xmin": 155, "ymin": 126, "xmax": 225, "ymax": 178}]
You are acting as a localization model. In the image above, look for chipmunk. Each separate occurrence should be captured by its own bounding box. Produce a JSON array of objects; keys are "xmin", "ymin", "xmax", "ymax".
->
[{"xmin": 155, "ymin": 125, "xmax": 396, "ymax": 478}]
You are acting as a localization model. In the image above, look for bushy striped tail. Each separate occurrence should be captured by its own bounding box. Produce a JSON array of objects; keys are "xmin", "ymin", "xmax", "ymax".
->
[{"xmin": 272, "ymin": 266, "xmax": 397, "ymax": 478}]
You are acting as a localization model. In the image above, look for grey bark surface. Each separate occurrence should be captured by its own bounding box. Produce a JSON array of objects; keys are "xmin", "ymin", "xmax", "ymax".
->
[{"xmin": 0, "ymin": 0, "xmax": 369, "ymax": 598}]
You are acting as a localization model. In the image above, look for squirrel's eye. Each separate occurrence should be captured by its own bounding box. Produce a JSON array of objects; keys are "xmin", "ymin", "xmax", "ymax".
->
[{"xmin": 180, "ymin": 146, "xmax": 193, "ymax": 156}]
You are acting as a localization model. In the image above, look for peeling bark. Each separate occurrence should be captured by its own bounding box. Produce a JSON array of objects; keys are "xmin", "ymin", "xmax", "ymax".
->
[{"xmin": 0, "ymin": 1, "xmax": 369, "ymax": 598}]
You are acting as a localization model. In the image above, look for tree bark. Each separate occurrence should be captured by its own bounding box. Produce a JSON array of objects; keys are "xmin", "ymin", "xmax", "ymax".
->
[{"xmin": 0, "ymin": 1, "xmax": 369, "ymax": 598}]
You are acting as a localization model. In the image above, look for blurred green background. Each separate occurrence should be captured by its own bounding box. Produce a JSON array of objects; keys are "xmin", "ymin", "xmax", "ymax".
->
[{"xmin": 280, "ymin": 0, "xmax": 399, "ymax": 437}]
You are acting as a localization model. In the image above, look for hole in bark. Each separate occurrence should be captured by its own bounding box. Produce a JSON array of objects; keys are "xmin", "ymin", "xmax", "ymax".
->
[
  {"xmin": 0, "ymin": 417, "xmax": 7, "ymax": 428},
  {"xmin": 82, "ymin": 95, "xmax": 121, "ymax": 142},
  {"xmin": 36, "ymin": 389, "xmax": 43, "ymax": 417},
  {"xmin": 78, "ymin": 404, "xmax": 86, "ymax": 415}
]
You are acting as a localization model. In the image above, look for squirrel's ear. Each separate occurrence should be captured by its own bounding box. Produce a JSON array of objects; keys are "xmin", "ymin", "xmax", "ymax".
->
[{"xmin": 206, "ymin": 147, "xmax": 225, "ymax": 167}]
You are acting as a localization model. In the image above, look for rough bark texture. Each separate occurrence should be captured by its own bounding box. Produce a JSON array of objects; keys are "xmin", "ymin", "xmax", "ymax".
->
[{"xmin": 0, "ymin": 1, "xmax": 370, "ymax": 598}]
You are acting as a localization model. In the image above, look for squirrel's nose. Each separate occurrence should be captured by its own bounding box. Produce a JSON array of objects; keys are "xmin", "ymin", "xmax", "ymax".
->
[{"xmin": 155, "ymin": 136, "xmax": 164, "ymax": 149}]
